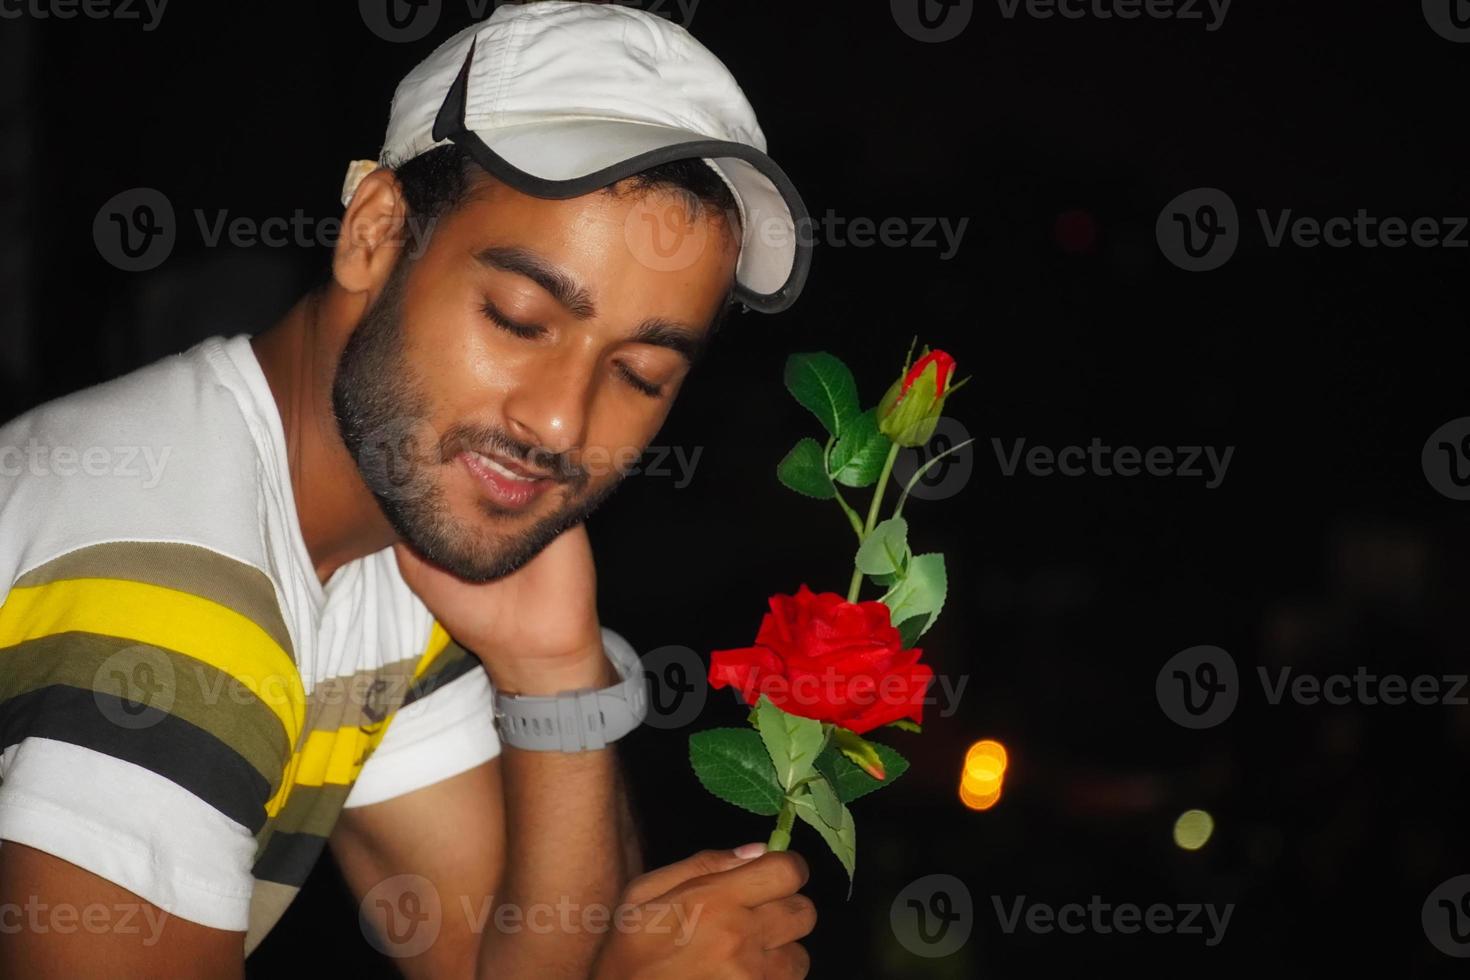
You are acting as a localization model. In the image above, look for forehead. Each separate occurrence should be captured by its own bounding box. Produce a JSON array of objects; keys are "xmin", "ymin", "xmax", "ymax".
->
[{"xmin": 420, "ymin": 174, "xmax": 741, "ymax": 324}]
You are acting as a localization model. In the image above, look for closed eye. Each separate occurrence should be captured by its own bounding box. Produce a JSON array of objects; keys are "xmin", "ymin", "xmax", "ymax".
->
[
  {"xmin": 480, "ymin": 301, "xmax": 545, "ymax": 340},
  {"xmin": 617, "ymin": 363, "xmax": 665, "ymax": 399}
]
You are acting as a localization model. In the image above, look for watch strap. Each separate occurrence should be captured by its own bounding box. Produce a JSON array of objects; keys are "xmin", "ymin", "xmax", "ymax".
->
[{"xmin": 492, "ymin": 628, "xmax": 647, "ymax": 751}]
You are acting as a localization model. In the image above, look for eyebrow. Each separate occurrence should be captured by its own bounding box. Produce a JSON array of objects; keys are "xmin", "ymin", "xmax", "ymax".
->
[{"xmin": 474, "ymin": 245, "xmax": 710, "ymax": 364}]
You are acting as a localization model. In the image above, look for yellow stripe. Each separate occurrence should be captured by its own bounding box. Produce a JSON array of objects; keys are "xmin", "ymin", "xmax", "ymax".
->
[
  {"xmin": 263, "ymin": 620, "xmax": 457, "ymax": 816},
  {"xmin": 0, "ymin": 579, "xmax": 305, "ymax": 744}
]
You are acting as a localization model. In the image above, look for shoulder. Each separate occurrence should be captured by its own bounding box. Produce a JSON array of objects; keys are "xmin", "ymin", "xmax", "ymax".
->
[{"xmin": 0, "ymin": 336, "xmax": 276, "ymax": 591}]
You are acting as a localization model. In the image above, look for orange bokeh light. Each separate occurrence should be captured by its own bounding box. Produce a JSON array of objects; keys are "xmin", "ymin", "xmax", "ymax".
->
[{"xmin": 960, "ymin": 739, "xmax": 1008, "ymax": 811}]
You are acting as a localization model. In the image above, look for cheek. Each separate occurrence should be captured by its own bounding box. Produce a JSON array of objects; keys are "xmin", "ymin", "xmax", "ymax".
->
[{"xmin": 582, "ymin": 395, "xmax": 674, "ymax": 478}]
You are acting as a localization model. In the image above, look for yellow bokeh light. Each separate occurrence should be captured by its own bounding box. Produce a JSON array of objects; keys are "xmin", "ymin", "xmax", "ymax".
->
[
  {"xmin": 960, "ymin": 739, "xmax": 1008, "ymax": 810},
  {"xmin": 1173, "ymin": 809, "xmax": 1215, "ymax": 850}
]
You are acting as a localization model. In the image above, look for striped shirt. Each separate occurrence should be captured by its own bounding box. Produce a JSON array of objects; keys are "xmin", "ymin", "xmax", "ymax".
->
[{"xmin": 0, "ymin": 335, "xmax": 504, "ymax": 951}]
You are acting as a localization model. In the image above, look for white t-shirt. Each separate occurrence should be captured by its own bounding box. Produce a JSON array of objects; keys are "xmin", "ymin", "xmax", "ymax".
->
[{"xmin": 0, "ymin": 335, "xmax": 521, "ymax": 951}]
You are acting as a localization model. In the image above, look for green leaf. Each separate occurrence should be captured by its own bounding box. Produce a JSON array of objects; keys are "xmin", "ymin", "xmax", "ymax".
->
[
  {"xmin": 830, "ymin": 409, "xmax": 892, "ymax": 488},
  {"xmin": 689, "ymin": 728, "xmax": 785, "ymax": 816},
  {"xmin": 882, "ymin": 552, "xmax": 947, "ymax": 640},
  {"xmin": 895, "ymin": 614, "xmax": 927, "ymax": 649},
  {"xmin": 887, "ymin": 719, "xmax": 922, "ymax": 733},
  {"xmin": 814, "ymin": 741, "xmax": 910, "ymax": 802},
  {"xmin": 855, "ymin": 517, "xmax": 910, "ymax": 576},
  {"xmin": 830, "ymin": 727, "xmax": 887, "ymax": 780},
  {"xmin": 776, "ymin": 438, "xmax": 835, "ymax": 499},
  {"xmin": 790, "ymin": 779, "xmax": 856, "ymax": 892},
  {"xmin": 784, "ymin": 352, "xmax": 860, "ymax": 439},
  {"xmin": 754, "ymin": 696, "xmax": 826, "ymax": 791}
]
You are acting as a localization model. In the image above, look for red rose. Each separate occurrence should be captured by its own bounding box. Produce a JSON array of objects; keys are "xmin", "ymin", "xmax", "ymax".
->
[
  {"xmin": 899, "ymin": 349, "xmax": 955, "ymax": 400},
  {"xmin": 708, "ymin": 585, "xmax": 934, "ymax": 735}
]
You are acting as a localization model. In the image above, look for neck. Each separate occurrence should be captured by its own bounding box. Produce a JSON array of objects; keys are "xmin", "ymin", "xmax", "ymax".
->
[{"xmin": 250, "ymin": 287, "xmax": 398, "ymax": 585}]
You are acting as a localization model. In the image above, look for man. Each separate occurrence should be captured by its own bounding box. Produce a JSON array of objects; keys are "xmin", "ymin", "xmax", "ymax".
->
[{"xmin": 0, "ymin": 2, "xmax": 816, "ymax": 976}]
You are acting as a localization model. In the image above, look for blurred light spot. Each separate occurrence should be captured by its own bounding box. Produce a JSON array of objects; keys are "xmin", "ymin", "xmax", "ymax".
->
[
  {"xmin": 960, "ymin": 739, "xmax": 1008, "ymax": 810},
  {"xmin": 1174, "ymin": 809, "xmax": 1215, "ymax": 850}
]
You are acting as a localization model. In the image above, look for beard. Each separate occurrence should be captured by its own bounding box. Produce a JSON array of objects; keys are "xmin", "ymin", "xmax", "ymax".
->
[{"xmin": 331, "ymin": 252, "xmax": 623, "ymax": 583}]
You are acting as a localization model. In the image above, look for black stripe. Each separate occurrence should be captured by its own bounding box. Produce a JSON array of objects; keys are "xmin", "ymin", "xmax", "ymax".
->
[
  {"xmin": 401, "ymin": 644, "xmax": 482, "ymax": 709},
  {"xmin": 0, "ymin": 684, "xmax": 272, "ymax": 833},
  {"xmin": 252, "ymin": 829, "xmax": 328, "ymax": 885}
]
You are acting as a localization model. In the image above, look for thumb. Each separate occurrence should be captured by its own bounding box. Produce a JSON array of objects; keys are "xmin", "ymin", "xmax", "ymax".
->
[{"xmin": 623, "ymin": 844, "xmax": 768, "ymax": 905}]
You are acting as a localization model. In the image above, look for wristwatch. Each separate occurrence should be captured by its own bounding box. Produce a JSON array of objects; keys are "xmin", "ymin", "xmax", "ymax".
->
[{"xmin": 492, "ymin": 627, "xmax": 648, "ymax": 752}]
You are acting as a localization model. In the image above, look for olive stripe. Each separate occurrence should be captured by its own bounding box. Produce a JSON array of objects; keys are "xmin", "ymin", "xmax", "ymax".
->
[
  {"xmin": 255, "ymin": 783, "xmax": 353, "ymax": 844},
  {"xmin": 0, "ymin": 631, "xmax": 290, "ymax": 789},
  {"xmin": 13, "ymin": 542, "xmax": 295, "ymax": 659}
]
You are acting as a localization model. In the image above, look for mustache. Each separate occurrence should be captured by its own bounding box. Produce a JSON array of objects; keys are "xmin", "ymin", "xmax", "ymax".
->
[{"xmin": 438, "ymin": 425, "xmax": 587, "ymax": 485}]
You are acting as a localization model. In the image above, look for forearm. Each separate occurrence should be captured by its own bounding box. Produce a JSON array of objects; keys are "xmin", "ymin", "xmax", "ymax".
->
[{"xmin": 475, "ymin": 660, "xmax": 639, "ymax": 978}]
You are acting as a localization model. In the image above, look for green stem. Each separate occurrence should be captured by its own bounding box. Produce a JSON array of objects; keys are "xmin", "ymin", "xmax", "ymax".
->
[
  {"xmin": 767, "ymin": 799, "xmax": 796, "ymax": 852},
  {"xmin": 846, "ymin": 443, "xmax": 903, "ymax": 602},
  {"xmin": 833, "ymin": 489, "xmax": 864, "ymax": 540}
]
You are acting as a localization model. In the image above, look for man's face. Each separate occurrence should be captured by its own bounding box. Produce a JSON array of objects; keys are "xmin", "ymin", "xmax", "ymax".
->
[{"xmin": 333, "ymin": 172, "xmax": 739, "ymax": 582}]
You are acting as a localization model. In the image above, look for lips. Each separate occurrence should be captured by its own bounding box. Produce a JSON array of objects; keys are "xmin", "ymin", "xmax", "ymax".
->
[{"xmin": 458, "ymin": 449, "xmax": 554, "ymax": 511}]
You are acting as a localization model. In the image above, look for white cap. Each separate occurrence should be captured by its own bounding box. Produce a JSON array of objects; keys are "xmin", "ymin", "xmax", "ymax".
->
[{"xmin": 344, "ymin": 0, "xmax": 811, "ymax": 314}]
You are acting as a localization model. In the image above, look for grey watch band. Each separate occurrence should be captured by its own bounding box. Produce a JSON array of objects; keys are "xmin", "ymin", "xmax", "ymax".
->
[{"xmin": 492, "ymin": 628, "xmax": 648, "ymax": 752}]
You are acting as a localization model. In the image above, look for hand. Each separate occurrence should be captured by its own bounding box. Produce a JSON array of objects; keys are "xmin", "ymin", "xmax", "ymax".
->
[
  {"xmin": 592, "ymin": 847, "xmax": 815, "ymax": 979},
  {"xmin": 393, "ymin": 523, "xmax": 609, "ymax": 695}
]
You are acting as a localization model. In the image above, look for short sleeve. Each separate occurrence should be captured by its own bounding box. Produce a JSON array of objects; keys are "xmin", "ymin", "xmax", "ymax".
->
[
  {"xmin": 343, "ymin": 638, "xmax": 501, "ymax": 808},
  {"xmin": 0, "ymin": 543, "xmax": 302, "ymax": 931}
]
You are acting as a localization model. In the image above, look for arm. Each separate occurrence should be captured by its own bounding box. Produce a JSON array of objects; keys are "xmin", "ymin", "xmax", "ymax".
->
[
  {"xmin": 0, "ymin": 843, "xmax": 244, "ymax": 980},
  {"xmin": 332, "ymin": 661, "xmax": 643, "ymax": 979}
]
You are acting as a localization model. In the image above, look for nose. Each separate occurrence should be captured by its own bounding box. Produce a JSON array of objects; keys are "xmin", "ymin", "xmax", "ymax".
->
[{"xmin": 500, "ymin": 347, "xmax": 595, "ymax": 462}]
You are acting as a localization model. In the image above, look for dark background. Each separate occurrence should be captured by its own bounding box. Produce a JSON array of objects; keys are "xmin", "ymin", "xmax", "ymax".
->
[{"xmin": 3, "ymin": 1, "xmax": 1469, "ymax": 975}]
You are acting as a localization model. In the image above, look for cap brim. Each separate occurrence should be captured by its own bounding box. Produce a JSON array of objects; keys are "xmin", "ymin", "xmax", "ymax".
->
[{"xmin": 439, "ymin": 118, "xmax": 810, "ymax": 314}]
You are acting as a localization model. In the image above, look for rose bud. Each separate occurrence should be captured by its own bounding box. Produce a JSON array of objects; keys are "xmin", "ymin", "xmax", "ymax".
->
[{"xmin": 877, "ymin": 348, "xmax": 960, "ymax": 447}]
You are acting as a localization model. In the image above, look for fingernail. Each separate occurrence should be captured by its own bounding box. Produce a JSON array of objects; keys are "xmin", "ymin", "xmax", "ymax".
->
[{"xmin": 733, "ymin": 842, "xmax": 767, "ymax": 860}]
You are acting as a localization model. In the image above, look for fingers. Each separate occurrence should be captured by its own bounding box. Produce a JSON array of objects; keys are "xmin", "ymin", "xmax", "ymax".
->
[
  {"xmin": 751, "ymin": 894, "xmax": 817, "ymax": 949},
  {"xmin": 764, "ymin": 942, "xmax": 810, "ymax": 978},
  {"xmin": 623, "ymin": 846, "xmax": 768, "ymax": 906},
  {"xmin": 684, "ymin": 851, "xmax": 810, "ymax": 910}
]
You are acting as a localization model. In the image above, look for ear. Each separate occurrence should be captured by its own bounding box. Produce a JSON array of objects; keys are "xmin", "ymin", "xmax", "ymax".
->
[{"xmin": 333, "ymin": 169, "xmax": 411, "ymax": 294}]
